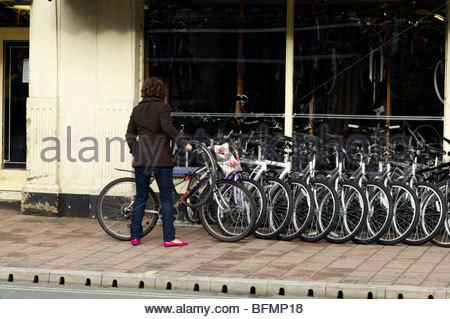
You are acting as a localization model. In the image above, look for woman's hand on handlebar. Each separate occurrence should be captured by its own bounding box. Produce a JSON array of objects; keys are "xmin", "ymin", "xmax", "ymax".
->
[{"xmin": 185, "ymin": 143, "xmax": 193, "ymax": 151}]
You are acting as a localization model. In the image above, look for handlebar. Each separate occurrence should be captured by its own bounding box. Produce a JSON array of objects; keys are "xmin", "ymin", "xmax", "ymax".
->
[{"xmin": 348, "ymin": 124, "xmax": 400, "ymax": 131}]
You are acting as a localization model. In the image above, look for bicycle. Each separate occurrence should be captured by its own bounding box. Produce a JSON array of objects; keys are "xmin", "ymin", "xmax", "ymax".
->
[
  {"xmin": 96, "ymin": 140, "xmax": 256, "ymax": 242},
  {"xmin": 318, "ymin": 139, "xmax": 369, "ymax": 244},
  {"xmin": 412, "ymin": 144, "xmax": 450, "ymax": 247},
  {"xmin": 290, "ymin": 134, "xmax": 340, "ymax": 242},
  {"xmin": 185, "ymin": 138, "xmax": 265, "ymax": 239},
  {"xmin": 392, "ymin": 145, "xmax": 447, "ymax": 245},
  {"xmin": 347, "ymin": 141, "xmax": 394, "ymax": 244}
]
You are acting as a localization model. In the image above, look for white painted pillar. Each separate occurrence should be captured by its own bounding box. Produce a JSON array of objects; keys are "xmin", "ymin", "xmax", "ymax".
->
[
  {"xmin": 93, "ymin": 0, "xmax": 141, "ymax": 190},
  {"xmin": 22, "ymin": 0, "xmax": 61, "ymax": 213},
  {"xmin": 22, "ymin": 0, "xmax": 142, "ymax": 215},
  {"xmin": 284, "ymin": 0, "xmax": 294, "ymax": 137}
]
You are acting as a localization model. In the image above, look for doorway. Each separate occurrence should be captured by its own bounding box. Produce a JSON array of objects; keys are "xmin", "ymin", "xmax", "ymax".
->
[{"xmin": 2, "ymin": 40, "xmax": 29, "ymax": 169}]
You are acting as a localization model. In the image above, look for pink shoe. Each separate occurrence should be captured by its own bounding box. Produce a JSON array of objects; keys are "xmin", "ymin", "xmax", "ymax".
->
[
  {"xmin": 164, "ymin": 240, "xmax": 188, "ymax": 247},
  {"xmin": 131, "ymin": 239, "xmax": 140, "ymax": 246}
]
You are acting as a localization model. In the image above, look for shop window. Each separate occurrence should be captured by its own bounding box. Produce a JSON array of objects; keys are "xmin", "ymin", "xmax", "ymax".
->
[
  {"xmin": 144, "ymin": 0, "xmax": 446, "ymax": 138},
  {"xmin": 293, "ymin": 0, "xmax": 445, "ymax": 135},
  {"xmin": 145, "ymin": 0, "xmax": 286, "ymax": 115},
  {"xmin": 0, "ymin": 2, "xmax": 30, "ymax": 27}
]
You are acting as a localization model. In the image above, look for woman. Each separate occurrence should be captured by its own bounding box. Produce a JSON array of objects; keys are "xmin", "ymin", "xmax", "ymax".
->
[{"xmin": 126, "ymin": 77, "xmax": 192, "ymax": 247}]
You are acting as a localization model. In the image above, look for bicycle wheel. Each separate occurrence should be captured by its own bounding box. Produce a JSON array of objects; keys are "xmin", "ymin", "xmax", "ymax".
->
[
  {"xmin": 353, "ymin": 181, "xmax": 393, "ymax": 244},
  {"xmin": 434, "ymin": 59, "xmax": 444, "ymax": 104},
  {"xmin": 410, "ymin": 124, "xmax": 442, "ymax": 149},
  {"xmin": 404, "ymin": 182, "xmax": 446, "ymax": 245},
  {"xmin": 184, "ymin": 206, "xmax": 200, "ymax": 224},
  {"xmin": 431, "ymin": 182, "xmax": 450, "ymax": 247},
  {"xmin": 253, "ymin": 176, "xmax": 293, "ymax": 239},
  {"xmin": 299, "ymin": 179, "xmax": 339, "ymax": 242},
  {"xmin": 326, "ymin": 180, "xmax": 368, "ymax": 244},
  {"xmin": 432, "ymin": 218, "xmax": 450, "ymax": 247},
  {"xmin": 410, "ymin": 24, "xmax": 443, "ymax": 71},
  {"xmin": 377, "ymin": 181, "xmax": 420, "ymax": 245},
  {"xmin": 183, "ymin": 176, "xmax": 201, "ymax": 224},
  {"xmin": 278, "ymin": 178, "xmax": 314, "ymax": 241},
  {"xmin": 238, "ymin": 177, "xmax": 268, "ymax": 234},
  {"xmin": 96, "ymin": 177, "xmax": 159, "ymax": 241},
  {"xmin": 173, "ymin": 141, "xmax": 217, "ymax": 207},
  {"xmin": 199, "ymin": 180, "xmax": 257, "ymax": 242}
]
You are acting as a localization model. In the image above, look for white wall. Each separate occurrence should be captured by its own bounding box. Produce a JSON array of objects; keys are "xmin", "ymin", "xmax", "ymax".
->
[{"xmin": 24, "ymin": 0, "xmax": 142, "ymax": 200}]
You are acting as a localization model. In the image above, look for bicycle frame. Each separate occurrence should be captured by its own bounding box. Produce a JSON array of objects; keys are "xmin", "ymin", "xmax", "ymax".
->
[{"xmin": 242, "ymin": 158, "xmax": 291, "ymax": 182}]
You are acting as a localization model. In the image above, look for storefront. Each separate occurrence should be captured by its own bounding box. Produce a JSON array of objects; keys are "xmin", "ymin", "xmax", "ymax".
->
[
  {"xmin": 0, "ymin": 0, "xmax": 447, "ymax": 216},
  {"xmin": 145, "ymin": 0, "xmax": 446, "ymax": 138}
]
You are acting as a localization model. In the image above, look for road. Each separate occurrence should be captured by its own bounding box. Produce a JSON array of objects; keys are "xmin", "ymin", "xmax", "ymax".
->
[{"xmin": 0, "ymin": 282, "xmax": 254, "ymax": 299}]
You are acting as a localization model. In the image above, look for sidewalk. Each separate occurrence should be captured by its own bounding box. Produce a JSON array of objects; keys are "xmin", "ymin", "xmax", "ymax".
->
[{"xmin": 1, "ymin": 208, "xmax": 450, "ymax": 298}]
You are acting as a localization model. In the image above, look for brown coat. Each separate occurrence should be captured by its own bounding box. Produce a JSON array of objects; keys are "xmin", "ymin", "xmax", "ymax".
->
[{"xmin": 126, "ymin": 97, "xmax": 188, "ymax": 167}]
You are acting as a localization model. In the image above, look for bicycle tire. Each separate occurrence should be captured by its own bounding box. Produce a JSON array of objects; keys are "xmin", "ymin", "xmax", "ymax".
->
[
  {"xmin": 253, "ymin": 176, "xmax": 293, "ymax": 239},
  {"xmin": 278, "ymin": 178, "xmax": 314, "ymax": 241},
  {"xmin": 431, "ymin": 182, "xmax": 450, "ymax": 247},
  {"xmin": 300, "ymin": 179, "xmax": 339, "ymax": 242},
  {"xmin": 183, "ymin": 176, "xmax": 201, "ymax": 223},
  {"xmin": 96, "ymin": 177, "xmax": 159, "ymax": 241},
  {"xmin": 404, "ymin": 182, "xmax": 446, "ymax": 245},
  {"xmin": 173, "ymin": 141, "xmax": 218, "ymax": 208},
  {"xmin": 410, "ymin": 24, "xmax": 443, "ymax": 71},
  {"xmin": 377, "ymin": 181, "xmax": 420, "ymax": 245},
  {"xmin": 198, "ymin": 179, "xmax": 257, "ymax": 242},
  {"xmin": 238, "ymin": 177, "xmax": 268, "ymax": 234},
  {"xmin": 432, "ymin": 219, "xmax": 450, "ymax": 247},
  {"xmin": 410, "ymin": 124, "xmax": 442, "ymax": 149},
  {"xmin": 434, "ymin": 59, "xmax": 444, "ymax": 104},
  {"xmin": 326, "ymin": 180, "xmax": 368, "ymax": 244},
  {"xmin": 353, "ymin": 181, "xmax": 394, "ymax": 244}
]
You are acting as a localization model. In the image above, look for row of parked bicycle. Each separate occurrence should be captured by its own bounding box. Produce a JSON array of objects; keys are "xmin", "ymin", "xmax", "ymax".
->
[{"xmin": 95, "ymin": 122, "xmax": 450, "ymax": 248}]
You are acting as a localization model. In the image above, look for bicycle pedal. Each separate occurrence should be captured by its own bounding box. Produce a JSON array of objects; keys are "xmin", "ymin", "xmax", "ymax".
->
[
  {"xmin": 305, "ymin": 231, "xmax": 318, "ymax": 236},
  {"xmin": 329, "ymin": 232, "xmax": 338, "ymax": 237}
]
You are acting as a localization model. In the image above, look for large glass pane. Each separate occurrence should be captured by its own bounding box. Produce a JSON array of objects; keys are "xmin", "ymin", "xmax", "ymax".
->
[
  {"xmin": 293, "ymin": 0, "xmax": 445, "ymax": 134},
  {"xmin": 0, "ymin": 3, "xmax": 30, "ymax": 27},
  {"xmin": 145, "ymin": 0, "xmax": 286, "ymax": 119},
  {"xmin": 3, "ymin": 41, "xmax": 29, "ymax": 168}
]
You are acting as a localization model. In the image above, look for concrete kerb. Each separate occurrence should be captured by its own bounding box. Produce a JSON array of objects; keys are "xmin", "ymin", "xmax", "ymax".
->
[
  {"xmin": 267, "ymin": 280, "xmax": 327, "ymax": 298},
  {"xmin": 210, "ymin": 278, "xmax": 269, "ymax": 295},
  {"xmin": 49, "ymin": 270, "xmax": 102, "ymax": 287},
  {"xmin": 434, "ymin": 289, "xmax": 447, "ymax": 299},
  {"xmin": 172, "ymin": 276, "xmax": 212, "ymax": 293},
  {"xmin": 1, "ymin": 266, "xmax": 450, "ymax": 298},
  {"xmin": 385, "ymin": 285, "xmax": 446, "ymax": 299},
  {"xmin": 0, "ymin": 267, "xmax": 50, "ymax": 284},
  {"xmin": 326, "ymin": 283, "xmax": 386, "ymax": 299},
  {"xmin": 154, "ymin": 274, "xmax": 185, "ymax": 290},
  {"xmin": 101, "ymin": 272, "xmax": 157, "ymax": 290}
]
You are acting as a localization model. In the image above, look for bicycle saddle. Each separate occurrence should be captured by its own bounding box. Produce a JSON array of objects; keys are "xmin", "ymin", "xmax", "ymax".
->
[
  {"xmin": 271, "ymin": 135, "xmax": 294, "ymax": 146},
  {"xmin": 173, "ymin": 167, "xmax": 199, "ymax": 176},
  {"xmin": 324, "ymin": 140, "xmax": 343, "ymax": 149},
  {"xmin": 426, "ymin": 147, "xmax": 446, "ymax": 156}
]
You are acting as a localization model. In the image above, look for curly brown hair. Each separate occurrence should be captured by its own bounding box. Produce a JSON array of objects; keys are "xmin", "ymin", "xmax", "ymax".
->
[{"xmin": 141, "ymin": 77, "xmax": 165, "ymax": 99}]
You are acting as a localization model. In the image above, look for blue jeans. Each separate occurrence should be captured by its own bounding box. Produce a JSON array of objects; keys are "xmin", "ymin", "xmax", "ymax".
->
[{"xmin": 131, "ymin": 166, "xmax": 176, "ymax": 242}]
